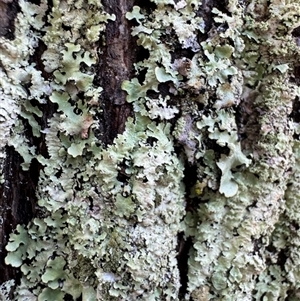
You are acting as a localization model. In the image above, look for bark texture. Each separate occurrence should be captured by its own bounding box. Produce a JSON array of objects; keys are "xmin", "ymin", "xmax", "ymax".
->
[{"xmin": 96, "ymin": 0, "xmax": 135, "ymax": 144}]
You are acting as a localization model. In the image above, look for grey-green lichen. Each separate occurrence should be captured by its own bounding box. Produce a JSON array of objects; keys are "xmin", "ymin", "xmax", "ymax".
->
[
  {"xmin": 0, "ymin": 0, "xmax": 48, "ymax": 177},
  {"xmin": 0, "ymin": 280, "xmax": 15, "ymax": 301},
  {"xmin": 2, "ymin": 0, "xmax": 300, "ymax": 300}
]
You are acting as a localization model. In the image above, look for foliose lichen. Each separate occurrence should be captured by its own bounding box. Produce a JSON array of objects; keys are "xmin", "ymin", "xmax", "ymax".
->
[
  {"xmin": 0, "ymin": 280, "xmax": 15, "ymax": 301},
  {"xmin": 2, "ymin": 0, "xmax": 300, "ymax": 300},
  {"xmin": 3, "ymin": 0, "xmax": 184, "ymax": 300}
]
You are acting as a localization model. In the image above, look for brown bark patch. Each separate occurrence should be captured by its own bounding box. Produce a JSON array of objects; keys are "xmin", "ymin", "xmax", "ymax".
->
[
  {"xmin": 0, "ymin": 0, "xmax": 18, "ymax": 40},
  {"xmin": 95, "ymin": 0, "xmax": 137, "ymax": 145}
]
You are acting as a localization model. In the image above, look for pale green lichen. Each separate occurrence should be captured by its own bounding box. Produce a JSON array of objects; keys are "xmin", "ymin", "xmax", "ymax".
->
[
  {"xmin": 183, "ymin": 0, "xmax": 299, "ymax": 299},
  {"xmin": 2, "ymin": 0, "xmax": 300, "ymax": 300},
  {"xmin": 0, "ymin": 0, "xmax": 48, "ymax": 174},
  {"xmin": 4, "ymin": 0, "xmax": 185, "ymax": 300},
  {"xmin": 0, "ymin": 280, "xmax": 15, "ymax": 301}
]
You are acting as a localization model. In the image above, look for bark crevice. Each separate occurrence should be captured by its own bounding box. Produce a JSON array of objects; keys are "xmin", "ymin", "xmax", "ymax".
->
[
  {"xmin": 95, "ymin": 0, "xmax": 137, "ymax": 145},
  {"xmin": 0, "ymin": 147, "xmax": 37, "ymax": 283}
]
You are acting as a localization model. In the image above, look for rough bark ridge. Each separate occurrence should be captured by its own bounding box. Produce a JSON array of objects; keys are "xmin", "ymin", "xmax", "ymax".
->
[{"xmin": 1, "ymin": 0, "xmax": 300, "ymax": 301}]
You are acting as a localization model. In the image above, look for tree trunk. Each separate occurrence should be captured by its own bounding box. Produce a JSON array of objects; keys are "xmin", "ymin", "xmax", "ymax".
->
[{"xmin": 1, "ymin": 0, "xmax": 300, "ymax": 300}]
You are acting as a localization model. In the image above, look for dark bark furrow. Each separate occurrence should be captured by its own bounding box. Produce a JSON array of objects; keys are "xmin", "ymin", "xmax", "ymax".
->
[
  {"xmin": 0, "ymin": 147, "xmax": 36, "ymax": 283},
  {"xmin": 96, "ymin": 0, "xmax": 136, "ymax": 145}
]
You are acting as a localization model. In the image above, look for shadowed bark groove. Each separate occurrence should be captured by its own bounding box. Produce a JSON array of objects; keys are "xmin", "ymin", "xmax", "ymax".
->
[
  {"xmin": 0, "ymin": 0, "xmax": 19, "ymax": 40},
  {"xmin": 96, "ymin": 0, "xmax": 137, "ymax": 145},
  {"xmin": 0, "ymin": 147, "xmax": 37, "ymax": 284}
]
